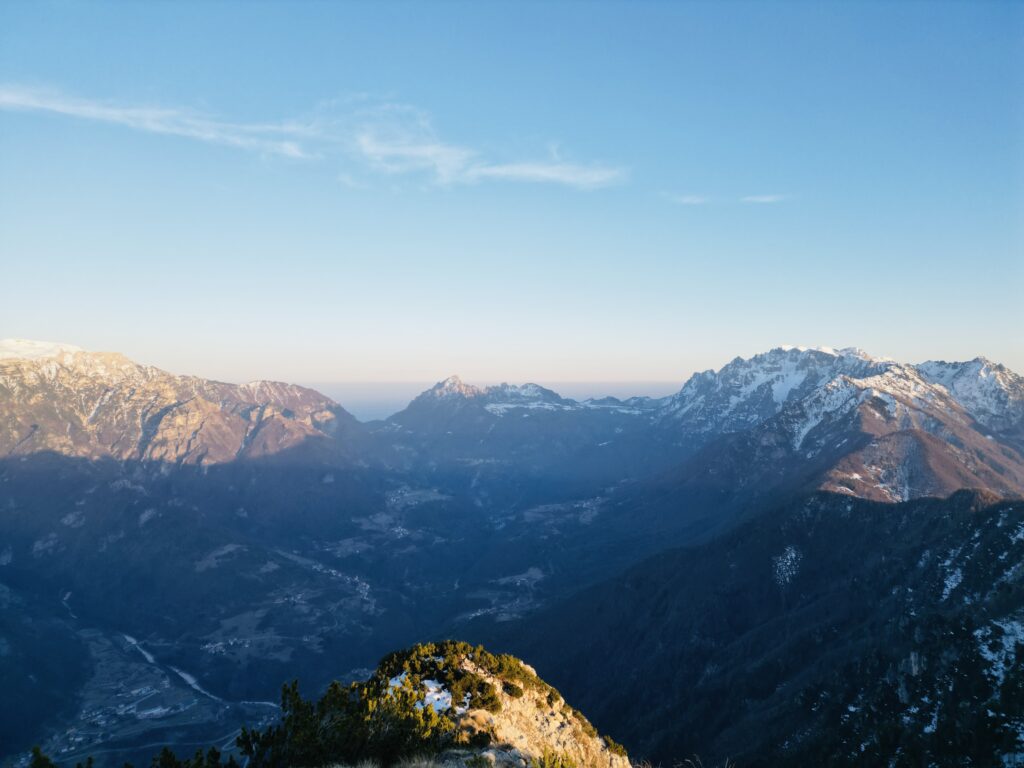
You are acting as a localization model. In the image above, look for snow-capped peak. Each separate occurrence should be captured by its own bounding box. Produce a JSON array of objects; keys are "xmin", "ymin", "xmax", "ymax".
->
[
  {"xmin": 916, "ymin": 358, "xmax": 1024, "ymax": 431},
  {"xmin": 427, "ymin": 375, "xmax": 484, "ymax": 399},
  {"xmin": 0, "ymin": 338, "xmax": 82, "ymax": 360},
  {"xmin": 656, "ymin": 344, "xmax": 1024, "ymax": 459},
  {"xmin": 777, "ymin": 344, "xmax": 843, "ymax": 355},
  {"xmin": 486, "ymin": 382, "xmax": 561, "ymax": 401},
  {"xmin": 409, "ymin": 377, "xmax": 583, "ymax": 416},
  {"xmin": 775, "ymin": 345, "xmax": 890, "ymax": 362},
  {"xmin": 660, "ymin": 345, "xmax": 896, "ymax": 433},
  {"xmin": 423, "ymin": 377, "xmax": 564, "ymax": 403}
]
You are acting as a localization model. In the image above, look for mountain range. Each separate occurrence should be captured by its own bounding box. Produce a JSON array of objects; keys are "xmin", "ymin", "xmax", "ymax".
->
[{"xmin": 2, "ymin": 338, "xmax": 1022, "ymax": 766}]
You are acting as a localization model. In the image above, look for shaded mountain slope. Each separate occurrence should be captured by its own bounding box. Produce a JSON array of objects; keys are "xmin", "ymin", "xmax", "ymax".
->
[
  {"xmin": 377, "ymin": 375, "xmax": 680, "ymax": 490},
  {"xmin": 480, "ymin": 490, "xmax": 1024, "ymax": 767},
  {"xmin": 0, "ymin": 581, "xmax": 89, "ymax": 757}
]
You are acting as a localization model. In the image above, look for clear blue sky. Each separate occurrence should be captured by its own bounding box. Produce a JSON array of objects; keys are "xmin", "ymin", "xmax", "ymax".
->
[{"xmin": 1, "ymin": 0, "xmax": 1021, "ymax": 387}]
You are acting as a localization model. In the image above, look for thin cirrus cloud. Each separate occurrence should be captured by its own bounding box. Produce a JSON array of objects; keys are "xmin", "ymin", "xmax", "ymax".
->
[
  {"xmin": 355, "ymin": 130, "xmax": 623, "ymax": 189},
  {"xmin": 667, "ymin": 193, "xmax": 790, "ymax": 206},
  {"xmin": 0, "ymin": 84, "xmax": 311, "ymax": 158},
  {"xmin": 741, "ymin": 194, "xmax": 789, "ymax": 204},
  {"xmin": 350, "ymin": 103, "xmax": 623, "ymax": 189},
  {"xmin": 465, "ymin": 161, "xmax": 623, "ymax": 188},
  {"xmin": 0, "ymin": 84, "xmax": 624, "ymax": 190}
]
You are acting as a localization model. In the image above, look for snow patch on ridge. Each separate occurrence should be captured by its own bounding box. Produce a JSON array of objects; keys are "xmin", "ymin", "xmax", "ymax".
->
[
  {"xmin": 917, "ymin": 358, "xmax": 1024, "ymax": 430},
  {"xmin": 388, "ymin": 672, "xmax": 467, "ymax": 714},
  {"xmin": 974, "ymin": 619, "xmax": 1024, "ymax": 687},
  {"xmin": 0, "ymin": 339, "xmax": 82, "ymax": 360}
]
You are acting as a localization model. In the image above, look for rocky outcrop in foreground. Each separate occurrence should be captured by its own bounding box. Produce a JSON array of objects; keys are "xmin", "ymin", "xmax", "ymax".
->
[{"xmin": 239, "ymin": 641, "xmax": 629, "ymax": 768}]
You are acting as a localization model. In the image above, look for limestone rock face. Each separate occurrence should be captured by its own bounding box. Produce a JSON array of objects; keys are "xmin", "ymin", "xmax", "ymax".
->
[
  {"xmin": 0, "ymin": 343, "xmax": 357, "ymax": 464},
  {"xmin": 445, "ymin": 659, "xmax": 627, "ymax": 768},
  {"xmin": 369, "ymin": 642, "xmax": 630, "ymax": 768}
]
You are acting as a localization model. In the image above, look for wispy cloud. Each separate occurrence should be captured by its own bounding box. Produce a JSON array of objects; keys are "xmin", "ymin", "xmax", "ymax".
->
[
  {"xmin": 465, "ymin": 161, "xmax": 623, "ymax": 188},
  {"xmin": 741, "ymin": 194, "xmax": 789, "ymax": 204},
  {"xmin": 356, "ymin": 131, "xmax": 622, "ymax": 189},
  {"xmin": 0, "ymin": 84, "xmax": 624, "ymax": 190},
  {"xmin": 350, "ymin": 104, "xmax": 623, "ymax": 189},
  {"xmin": 354, "ymin": 131, "xmax": 477, "ymax": 184},
  {"xmin": 0, "ymin": 85, "xmax": 311, "ymax": 158}
]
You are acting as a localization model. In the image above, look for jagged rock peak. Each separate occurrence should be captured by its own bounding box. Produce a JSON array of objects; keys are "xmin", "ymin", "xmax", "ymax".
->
[
  {"xmin": 774, "ymin": 345, "xmax": 891, "ymax": 361},
  {"xmin": 237, "ymin": 379, "xmax": 339, "ymax": 408},
  {"xmin": 0, "ymin": 340, "xmax": 354, "ymax": 464},
  {"xmin": 916, "ymin": 356, "xmax": 1024, "ymax": 432},
  {"xmin": 660, "ymin": 344, "xmax": 897, "ymax": 433},
  {"xmin": 427, "ymin": 375, "xmax": 486, "ymax": 399},
  {"xmin": 421, "ymin": 377, "xmax": 566, "ymax": 405}
]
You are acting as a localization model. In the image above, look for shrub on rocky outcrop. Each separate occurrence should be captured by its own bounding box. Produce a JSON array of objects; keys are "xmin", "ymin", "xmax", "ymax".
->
[{"xmin": 528, "ymin": 750, "xmax": 577, "ymax": 768}]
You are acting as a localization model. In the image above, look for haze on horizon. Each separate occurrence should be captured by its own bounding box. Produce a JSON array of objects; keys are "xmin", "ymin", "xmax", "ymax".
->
[{"xmin": 1, "ymin": 1, "xmax": 1021, "ymax": 384}]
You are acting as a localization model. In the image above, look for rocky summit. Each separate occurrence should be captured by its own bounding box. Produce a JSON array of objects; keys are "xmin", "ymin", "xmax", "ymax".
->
[{"xmin": 237, "ymin": 641, "xmax": 629, "ymax": 768}]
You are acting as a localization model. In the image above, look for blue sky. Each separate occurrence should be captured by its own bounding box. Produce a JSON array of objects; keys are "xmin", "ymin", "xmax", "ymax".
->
[{"xmin": 1, "ymin": 1, "xmax": 1021, "ymax": 388}]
